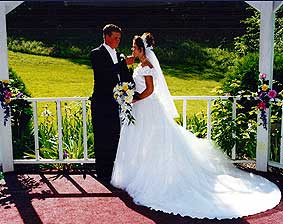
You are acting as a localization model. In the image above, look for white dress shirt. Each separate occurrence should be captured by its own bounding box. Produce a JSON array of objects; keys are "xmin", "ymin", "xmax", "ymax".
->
[{"xmin": 103, "ymin": 43, "xmax": 118, "ymax": 64}]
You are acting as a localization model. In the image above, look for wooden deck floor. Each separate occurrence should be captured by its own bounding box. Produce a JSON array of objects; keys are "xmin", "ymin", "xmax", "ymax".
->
[{"xmin": 0, "ymin": 168, "xmax": 282, "ymax": 224}]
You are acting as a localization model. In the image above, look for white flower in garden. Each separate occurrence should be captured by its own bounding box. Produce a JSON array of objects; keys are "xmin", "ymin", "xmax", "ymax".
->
[{"xmin": 41, "ymin": 109, "xmax": 52, "ymax": 117}]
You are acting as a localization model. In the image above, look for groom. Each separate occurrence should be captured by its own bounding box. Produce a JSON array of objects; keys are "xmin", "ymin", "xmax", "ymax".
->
[{"xmin": 90, "ymin": 24, "xmax": 134, "ymax": 182}]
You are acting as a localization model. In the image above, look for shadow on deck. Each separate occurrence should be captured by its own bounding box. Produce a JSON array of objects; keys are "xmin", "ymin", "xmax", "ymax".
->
[{"xmin": 0, "ymin": 166, "xmax": 283, "ymax": 224}]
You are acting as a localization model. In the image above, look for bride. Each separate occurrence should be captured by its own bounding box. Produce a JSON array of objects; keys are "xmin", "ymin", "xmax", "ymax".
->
[{"xmin": 111, "ymin": 33, "xmax": 281, "ymax": 219}]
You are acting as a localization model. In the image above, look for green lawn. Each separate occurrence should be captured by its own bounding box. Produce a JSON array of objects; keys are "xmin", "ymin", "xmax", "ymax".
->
[
  {"xmin": 8, "ymin": 51, "xmax": 220, "ymax": 116},
  {"xmin": 8, "ymin": 51, "xmax": 93, "ymax": 97}
]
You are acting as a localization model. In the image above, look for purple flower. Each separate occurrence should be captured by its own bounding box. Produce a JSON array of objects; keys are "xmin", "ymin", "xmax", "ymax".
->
[
  {"xmin": 16, "ymin": 92, "xmax": 24, "ymax": 99},
  {"xmin": 258, "ymin": 92, "xmax": 264, "ymax": 98},
  {"xmin": 63, "ymin": 151, "xmax": 69, "ymax": 159},
  {"xmin": 268, "ymin": 90, "xmax": 277, "ymax": 99}
]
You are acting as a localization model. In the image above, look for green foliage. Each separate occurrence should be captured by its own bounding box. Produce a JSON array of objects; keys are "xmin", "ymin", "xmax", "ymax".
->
[
  {"xmin": 50, "ymin": 42, "xmax": 94, "ymax": 59},
  {"xmin": 234, "ymin": 7, "xmax": 283, "ymax": 55},
  {"xmin": 155, "ymin": 40, "xmax": 208, "ymax": 66},
  {"xmin": 8, "ymin": 69, "xmax": 34, "ymax": 159},
  {"xmin": 210, "ymin": 99, "xmax": 236, "ymax": 157},
  {"xmin": 155, "ymin": 40, "xmax": 234, "ymax": 81},
  {"xmin": 222, "ymin": 53, "xmax": 259, "ymax": 95},
  {"xmin": 274, "ymin": 53, "xmax": 283, "ymax": 80},
  {"xmin": 7, "ymin": 37, "xmax": 53, "ymax": 56},
  {"xmin": 217, "ymin": 49, "xmax": 283, "ymax": 160},
  {"xmin": 186, "ymin": 112, "xmax": 207, "ymax": 138},
  {"xmin": 175, "ymin": 112, "xmax": 208, "ymax": 138},
  {"xmin": 204, "ymin": 48, "xmax": 237, "ymax": 81}
]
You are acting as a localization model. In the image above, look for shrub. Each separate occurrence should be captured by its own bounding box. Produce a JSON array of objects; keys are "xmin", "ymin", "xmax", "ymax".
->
[
  {"xmin": 234, "ymin": 7, "xmax": 283, "ymax": 55},
  {"xmin": 7, "ymin": 37, "xmax": 53, "ymax": 56},
  {"xmin": 211, "ymin": 98, "xmax": 257, "ymax": 159},
  {"xmin": 9, "ymin": 68, "xmax": 34, "ymax": 159},
  {"xmin": 222, "ymin": 53, "xmax": 259, "ymax": 95}
]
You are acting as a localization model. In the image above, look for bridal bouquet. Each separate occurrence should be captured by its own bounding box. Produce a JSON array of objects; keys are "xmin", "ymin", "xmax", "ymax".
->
[
  {"xmin": 113, "ymin": 82, "xmax": 136, "ymax": 125},
  {"xmin": 0, "ymin": 80, "xmax": 13, "ymax": 126},
  {"xmin": 0, "ymin": 80, "xmax": 24, "ymax": 126}
]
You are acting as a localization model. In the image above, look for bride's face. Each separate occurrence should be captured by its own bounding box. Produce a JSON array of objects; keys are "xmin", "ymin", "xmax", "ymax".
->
[{"xmin": 131, "ymin": 41, "xmax": 142, "ymax": 58}]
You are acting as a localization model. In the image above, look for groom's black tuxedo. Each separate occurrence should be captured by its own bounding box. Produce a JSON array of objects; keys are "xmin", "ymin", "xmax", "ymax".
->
[{"xmin": 90, "ymin": 44, "xmax": 133, "ymax": 180}]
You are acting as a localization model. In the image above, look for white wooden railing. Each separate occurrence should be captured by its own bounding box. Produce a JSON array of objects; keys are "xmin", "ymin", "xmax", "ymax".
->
[
  {"xmin": 12, "ymin": 96, "xmax": 283, "ymax": 169},
  {"xmin": 14, "ymin": 97, "xmax": 95, "ymax": 165}
]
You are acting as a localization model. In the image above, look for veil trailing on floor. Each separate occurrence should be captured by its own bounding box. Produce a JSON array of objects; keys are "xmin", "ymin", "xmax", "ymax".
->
[{"xmin": 143, "ymin": 42, "xmax": 179, "ymax": 119}]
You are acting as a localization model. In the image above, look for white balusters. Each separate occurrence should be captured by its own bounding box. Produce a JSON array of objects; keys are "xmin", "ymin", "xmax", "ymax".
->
[
  {"xmin": 207, "ymin": 99, "xmax": 212, "ymax": 140},
  {"xmin": 231, "ymin": 98, "xmax": 237, "ymax": 160},
  {"xmin": 182, "ymin": 99, "xmax": 187, "ymax": 128},
  {"xmin": 82, "ymin": 100, "xmax": 88, "ymax": 160},
  {"xmin": 32, "ymin": 101, "xmax": 40, "ymax": 160},
  {"xmin": 56, "ymin": 100, "xmax": 63, "ymax": 160}
]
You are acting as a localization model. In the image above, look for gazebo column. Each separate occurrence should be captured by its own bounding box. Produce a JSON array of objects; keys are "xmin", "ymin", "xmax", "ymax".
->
[
  {"xmin": 247, "ymin": 1, "xmax": 283, "ymax": 171},
  {"xmin": 0, "ymin": 3, "xmax": 13, "ymax": 172}
]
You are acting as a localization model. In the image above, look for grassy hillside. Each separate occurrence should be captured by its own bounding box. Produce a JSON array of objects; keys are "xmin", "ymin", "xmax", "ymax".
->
[{"xmin": 8, "ymin": 51, "xmax": 219, "ymax": 116}]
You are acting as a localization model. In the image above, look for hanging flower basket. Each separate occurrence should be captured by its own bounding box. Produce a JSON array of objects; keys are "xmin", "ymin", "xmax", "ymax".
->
[
  {"xmin": 0, "ymin": 80, "xmax": 23, "ymax": 126},
  {"xmin": 0, "ymin": 80, "xmax": 12, "ymax": 126},
  {"xmin": 257, "ymin": 73, "xmax": 277, "ymax": 130}
]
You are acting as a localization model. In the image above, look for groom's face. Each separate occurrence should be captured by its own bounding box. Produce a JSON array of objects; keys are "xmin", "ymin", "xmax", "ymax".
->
[{"xmin": 105, "ymin": 32, "xmax": 121, "ymax": 49}]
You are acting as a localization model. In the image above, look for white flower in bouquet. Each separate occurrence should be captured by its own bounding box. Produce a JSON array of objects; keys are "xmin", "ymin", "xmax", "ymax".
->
[
  {"xmin": 0, "ymin": 179, "xmax": 5, "ymax": 185},
  {"xmin": 113, "ymin": 82, "xmax": 135, "ymax": 125},
  {"xmin": 0, "ymin": 172, "xmax": 5, "ymax": 186}
]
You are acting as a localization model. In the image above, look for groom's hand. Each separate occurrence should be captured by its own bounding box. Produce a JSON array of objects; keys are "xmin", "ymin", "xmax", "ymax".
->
[{"xmin": 125, "ymin": 56, "xmax": 134, "ymax": 65}]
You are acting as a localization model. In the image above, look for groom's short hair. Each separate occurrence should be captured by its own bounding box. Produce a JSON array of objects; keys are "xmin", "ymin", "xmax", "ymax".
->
[{"xmin": 103, "ymin": 24, "xmax": 122, "ymax": 36}]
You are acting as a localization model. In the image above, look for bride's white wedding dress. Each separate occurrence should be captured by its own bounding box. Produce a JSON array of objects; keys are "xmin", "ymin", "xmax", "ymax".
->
[{"xmin": 111, "ymin": 64, "xmax": 281, "ymax": 219}]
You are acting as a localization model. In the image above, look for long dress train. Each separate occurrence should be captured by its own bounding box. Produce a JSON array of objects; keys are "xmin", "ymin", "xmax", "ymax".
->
[{"xmin": 111, "ymin": 65, "xmax": 281, "ymax": 219}]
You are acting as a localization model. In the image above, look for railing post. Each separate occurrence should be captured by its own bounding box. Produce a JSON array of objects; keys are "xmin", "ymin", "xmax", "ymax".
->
[
  {"xmin": 256, "ymin": 3, "xmax": 275, "ymax": 172},
  {"xmin": 0, "ymin": 4, "xmax": 13, "ymax": 172},
  {"xmin": 231, "ymin": 98, "xmax": 237, "ymax": 160},
  {"xmin": 207, "ymin": 99, "xmax": 211, "ymax": 140},
  {"xmin": 56, "ymin": 100, "xmax": 63, "ymax": 160},
  {"xmin": 82, "ymin": 100, "xmax": 88, "ymax": 159},
  {"xmin": 182, "ymin": 99, "xmax": 187, "ymax": 129},
  {"xmin": 32, "ymin": 101, "xmax": 40, "ymax": 160}
]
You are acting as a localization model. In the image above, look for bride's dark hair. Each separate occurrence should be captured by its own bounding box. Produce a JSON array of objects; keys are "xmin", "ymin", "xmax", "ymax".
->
[
  {"xmin": 142, "ymin": 32, "xmax": 155, "ymax": 48},
  {"xmin": 133, "ymin": 35, "xmax": 145, "ymax": 53}
]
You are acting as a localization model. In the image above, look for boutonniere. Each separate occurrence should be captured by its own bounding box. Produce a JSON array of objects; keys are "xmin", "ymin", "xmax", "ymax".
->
[{"xmin": 119, "ymin": 53, "xmax": 125, "ymax": 61}]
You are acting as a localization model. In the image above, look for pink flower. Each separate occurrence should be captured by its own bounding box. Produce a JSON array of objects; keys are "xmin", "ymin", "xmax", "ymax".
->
[
  {"xmin": 259, "ymin": 73, "xmax": 267, "ymax": 80},
  {"xmin": 4, "ymin": 90, "xmax": 12, "ymax": 99},
  {"xmin": 268, "ymin": 90, "xmax": 277, "ymax": 99},
  {"xmin": 257, "ymin": 102, "xmax": 266, "ymax": 110}
]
